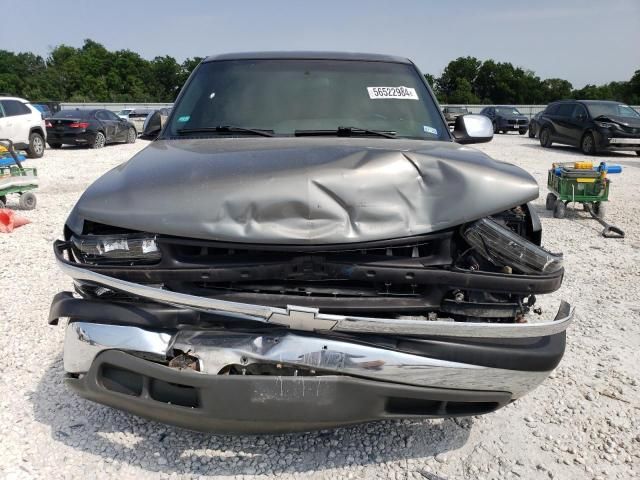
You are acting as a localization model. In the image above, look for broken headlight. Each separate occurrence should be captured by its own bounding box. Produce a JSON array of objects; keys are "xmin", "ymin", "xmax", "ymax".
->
[
  {"xmin": 71, "ymin": 233, "xmax": 161, "ymax": 265},
  {"xmin": 464, "ymin": 217, "xmax": 562, "ymax": 274}
]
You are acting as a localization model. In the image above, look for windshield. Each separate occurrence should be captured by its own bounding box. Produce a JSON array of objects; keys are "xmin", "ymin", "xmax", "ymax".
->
[
  {"xmin": 587, "ymin": 103, "xmax": 640, "ymax": 119},
  {"xmin": 166, "ymin": 59, "xmax": 448, "ymax": 140},
  {"xmin": 118, "ymin": 109, "xmax": 133, "ymax": 115},
  {"xmin": 495, "ymin": 107, "xmax": 522, "ymax": 116},
  {"xmin": 447, "ymin": 107, "xmax": 467, "ymax": 113}
]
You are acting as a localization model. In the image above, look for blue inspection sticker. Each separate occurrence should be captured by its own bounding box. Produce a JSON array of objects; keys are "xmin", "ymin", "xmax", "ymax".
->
[
  {"xmin": 177, "ymin": 115, "xmax": 190, "ymax": 122},
  {"xmin": 424, "ymin": 125, "xmax": 438, "ymax": 135}
]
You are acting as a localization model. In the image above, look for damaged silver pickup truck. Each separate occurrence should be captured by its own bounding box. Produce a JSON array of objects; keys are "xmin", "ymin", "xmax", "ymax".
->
[{"xmin": 49, "ymin": 52, "xmax": 573, "ymax": 433}]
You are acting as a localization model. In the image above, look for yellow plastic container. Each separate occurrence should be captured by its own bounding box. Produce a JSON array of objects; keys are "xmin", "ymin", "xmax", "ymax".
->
[{"xmin": 574, "ymin": 161, "xmax": 593, "ymax": 169}]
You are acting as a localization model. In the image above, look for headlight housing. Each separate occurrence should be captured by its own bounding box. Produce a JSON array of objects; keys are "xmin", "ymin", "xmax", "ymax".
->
[
  {"xmin": 464, "ymin": 217, "xmax": 563, "ymax": 274},
  {"xmin": 595, "ymin": 121, "xmax": 617, "ymax": 130},
  {"xmin": 71, "ymin": 233, "xmax": 161, "ymax": 265}
]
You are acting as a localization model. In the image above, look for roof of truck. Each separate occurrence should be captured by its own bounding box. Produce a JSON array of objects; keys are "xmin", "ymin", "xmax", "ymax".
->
[{"xmin": 203, "ymin": 51, "xmax": 412, "ymax": 64}]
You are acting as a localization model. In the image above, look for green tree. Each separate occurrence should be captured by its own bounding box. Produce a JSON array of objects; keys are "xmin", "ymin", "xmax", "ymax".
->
[
  {"xmin": 436, "ymin": 56, "xmax": 481, "ymax": 102},
  {"xmin": 627, "ymin": 70, "xmax": 640, "ymax": 104},
  {"xmin": 447, "ymin": 78, "xmax": 479, "ymax": 104},
  {"xmin": 0, "ymin": 41, "xmax": 636, "ymax": 105},
  {"xmin": 541, "ymin": 78, "xmax": 573, "ymax": 102}
]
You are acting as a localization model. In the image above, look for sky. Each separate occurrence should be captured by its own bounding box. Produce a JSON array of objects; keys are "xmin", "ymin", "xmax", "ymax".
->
[{"xmin": 2, "ymin": 0, "xmax": 639, "ymax": 88}]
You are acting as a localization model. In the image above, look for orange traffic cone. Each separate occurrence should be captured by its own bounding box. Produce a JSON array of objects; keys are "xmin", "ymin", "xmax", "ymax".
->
[{"xmin": 0, "ymin": 209, "xmax": 31, "ymax": 233}]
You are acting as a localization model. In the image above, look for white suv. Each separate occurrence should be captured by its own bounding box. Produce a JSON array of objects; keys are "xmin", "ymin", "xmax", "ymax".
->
[{"xmin": 0, "ymin": 96, "xmax": 47, "ymax": 158}]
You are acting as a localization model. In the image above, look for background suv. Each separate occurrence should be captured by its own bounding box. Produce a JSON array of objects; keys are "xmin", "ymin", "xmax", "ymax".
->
[
  {"xmin": 538, "ymin": 100, "xmax": 640, "ymax": 155},
  {"xmin": 480, "ymin": 106, "xmax": 529, "ymax": 134},
  {"xmin": 0, "ymin": 96, "xmax": 47, "ymax": 158}
]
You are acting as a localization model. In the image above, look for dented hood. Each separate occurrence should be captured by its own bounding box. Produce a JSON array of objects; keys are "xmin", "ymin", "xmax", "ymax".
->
[{"xmin": 67, "ymin": 137, "xmax": 538, "ymax": 244}]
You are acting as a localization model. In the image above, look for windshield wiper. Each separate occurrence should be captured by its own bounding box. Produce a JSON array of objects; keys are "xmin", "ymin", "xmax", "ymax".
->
[
  {"xmin": 295, "ymin": 126, "xmax": 396, "ymax": 139},
  {"xmin": 176, "ymin": 126, "xmax": 275, "ymax": 137}
]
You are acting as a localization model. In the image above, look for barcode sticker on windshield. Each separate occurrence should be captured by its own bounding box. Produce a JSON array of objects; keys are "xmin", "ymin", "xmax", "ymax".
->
[{"xmin": 367, "ymin": 86, "xmax": 418, "ymax": 100}]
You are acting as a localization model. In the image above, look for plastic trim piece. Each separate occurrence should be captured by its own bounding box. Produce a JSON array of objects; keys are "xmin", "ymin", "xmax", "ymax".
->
[{"xmin": 56, "ymin": 251, "xmax": 574, "ymax": 338}]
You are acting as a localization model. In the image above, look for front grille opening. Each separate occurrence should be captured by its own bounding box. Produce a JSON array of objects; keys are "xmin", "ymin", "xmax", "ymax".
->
[
  {"xmin": 101, "ymin": 366, "xmax": 143, "ymax": 396},
  {"xmin": 166, "ymin": 237, "xmax": 451, "ymax": 265},
  {"xmin": 149, "ymin": 379, "xmax": 199, "ymax": 408},
  {"xmin": 192, "ymin": 280, "xmax": 423, "ymax": 298}
]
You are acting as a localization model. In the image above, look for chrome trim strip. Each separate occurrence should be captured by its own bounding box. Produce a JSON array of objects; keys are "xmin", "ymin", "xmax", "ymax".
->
[
  {"xmin": 58, "ymin": 257, "xmax": 573, "ymax": 338},
  {"xmin": 64, "ymin": 322, "xmax": 551, "ymax": 397}
]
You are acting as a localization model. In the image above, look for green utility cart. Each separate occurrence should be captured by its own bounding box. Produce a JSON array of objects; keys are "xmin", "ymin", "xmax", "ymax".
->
[
  {"xmin": 545, "ymin": 161, "xmax": 621, "ymax": 219},
  {"xmin": 0, "ymin": 139, "xmax": 38, "ymax": 210}
]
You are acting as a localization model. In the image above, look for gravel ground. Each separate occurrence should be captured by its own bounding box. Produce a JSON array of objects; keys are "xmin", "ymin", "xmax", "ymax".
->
[{"xmin": 0, "ymin": 135, "xmax": 638, "ymax": 480}]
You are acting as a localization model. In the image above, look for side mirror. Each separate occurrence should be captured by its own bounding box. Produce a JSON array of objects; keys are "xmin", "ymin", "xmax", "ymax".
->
[{"xmin": 452, "ymin": 114, "xmax": 493, "ymax": 144}]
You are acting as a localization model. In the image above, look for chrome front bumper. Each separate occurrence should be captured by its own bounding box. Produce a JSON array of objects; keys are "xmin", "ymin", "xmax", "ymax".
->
[{"xmin": 64, "ymin": 318, "xmax": 566, "ymax": 399}]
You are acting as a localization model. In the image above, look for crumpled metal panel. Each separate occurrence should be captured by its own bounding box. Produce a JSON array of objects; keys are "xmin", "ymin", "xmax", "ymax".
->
[{"xmin": 67, "ymin": 137, "xmax": 539, "ymax": 244}]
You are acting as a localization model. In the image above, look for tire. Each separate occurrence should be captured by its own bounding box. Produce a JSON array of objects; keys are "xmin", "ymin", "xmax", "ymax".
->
[
  {"xmin": 48, "ymin": 142, "xmax": 62, "ymax": 149},
  {"xmin": 545, "ymin": 193, "xmax": 556, "ymax": 210},
  {"xmin": 92, "ymin": 132, "xmax": 106, "ymax": 149},
  {"xmin": 19, "ymin": 192, "xmax": 37, "ymax": 210},
  {"xmin": 553, "ymin": 199, "xmax": 566, "ymax": 219},
  {"xmin": 493, "ymin": 122, "xmax": 498, "ymax": 134},
  {"xmin": 26, "ymin": 132, "xmax": 45, "ymax": 158},
  {"xmin": 126, "ymin": 127, "xmax": 137, "ymax": 143},
  {"xmin": 593, "ymin": 202, "xmax": 605, "ymax": 219},
  {"xmin": 539, "ymin": 127, "xmax": 552, "ymax": 148},
  {"xmin": 528, "ymin": 126, "xmax": 536, "ymax": 138},
  {"xmin": 0, "ymin": 195, "xmax": 6, "ymax": 205},
  {"xmin": 519, "ymin": 128, "xmax": 528, "ymax": 135},
  {"xmin": 581, "ymin": 133, "xmax": 597, "ymax": 155}
]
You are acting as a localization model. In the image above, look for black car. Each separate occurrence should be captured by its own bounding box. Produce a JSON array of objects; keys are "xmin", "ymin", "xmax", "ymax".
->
[
  {"xmin": 49, "ymin": 52, "xmax": 572, "ymax": 433},
  {"xmin": 480, "ymin": 106, "xmax": 529, "ymax": 134},
  {"xmin": 528, "ymin": 110, "xmax": 545, "ymax": 138},
  {"xmin": 46, "ymin": 109, "xmax": 137, "ymax": 149},
  {"xmin": 538, "ymin": 100, "xmax": 640, "ymax": 155}
]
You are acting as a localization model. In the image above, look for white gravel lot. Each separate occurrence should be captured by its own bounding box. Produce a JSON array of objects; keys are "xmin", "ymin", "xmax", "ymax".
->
[{"xmin": 0, "ymin": 135, "xmax": 638, "ymax": 480}]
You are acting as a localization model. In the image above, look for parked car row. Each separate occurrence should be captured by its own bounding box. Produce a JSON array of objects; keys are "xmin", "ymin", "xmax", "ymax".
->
[
  {"xmin": 464, "ymin": 99, "xmax": 640, "ymax": 156},
  {"xmin": 0, "ymin": 95, "xmax": 144, "ymax": 155}
]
